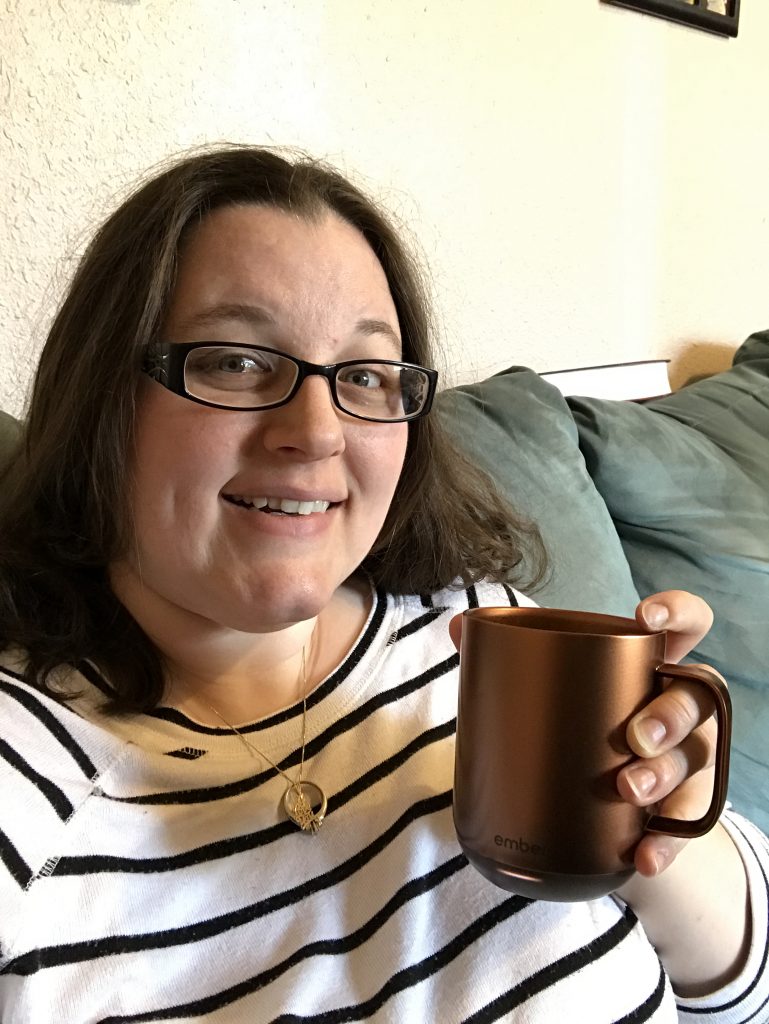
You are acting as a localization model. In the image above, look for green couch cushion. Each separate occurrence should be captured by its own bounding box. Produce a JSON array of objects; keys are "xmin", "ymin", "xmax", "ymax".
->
[
  {"xmin": 437, "ymin": 368, "xmax": 641, "ymax": 615},
  {"xmin": 0, "ymin": 410, "xmax": 21, "ymax": 466},
  {"xmin": 567, "ymin": 330, "xmax": 769, "ymax": 830}
]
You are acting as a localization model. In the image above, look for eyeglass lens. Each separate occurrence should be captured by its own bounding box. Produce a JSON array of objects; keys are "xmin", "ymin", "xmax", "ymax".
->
[{"xmin": 183, "ymin": 346, "xmax": 429, "ymax": 420}]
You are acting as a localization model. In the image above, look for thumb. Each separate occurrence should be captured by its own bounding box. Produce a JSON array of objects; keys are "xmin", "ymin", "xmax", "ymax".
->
[{"xmin": 449, "ymin": 613, "xmax": 463, "ymax": 652}]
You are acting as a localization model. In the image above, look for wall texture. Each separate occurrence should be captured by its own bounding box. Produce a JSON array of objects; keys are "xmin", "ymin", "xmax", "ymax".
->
[{"xmin": 2, "ymin": 0, "xmax": 768, "ymax": 417}]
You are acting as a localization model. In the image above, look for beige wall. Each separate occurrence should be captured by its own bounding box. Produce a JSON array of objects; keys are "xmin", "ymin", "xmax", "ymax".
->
[{"xmin": 2, "ymin": 0, "xmax": 767, "ymax": 417}]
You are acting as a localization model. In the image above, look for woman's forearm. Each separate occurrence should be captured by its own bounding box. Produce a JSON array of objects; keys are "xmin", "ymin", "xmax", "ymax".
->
[{"xmin": 617, "ymin": 822, "xmax": 751, "ymax": 997}]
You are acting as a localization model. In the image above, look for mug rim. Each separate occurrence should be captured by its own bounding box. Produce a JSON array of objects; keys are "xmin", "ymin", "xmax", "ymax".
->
[{"xmin": 463, "ymin": 607, "xmax": 659, "ymax": 640}]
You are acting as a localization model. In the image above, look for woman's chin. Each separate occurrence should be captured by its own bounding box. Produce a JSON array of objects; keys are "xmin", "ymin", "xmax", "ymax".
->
[{"xmin": 211, "ymin": 580, "xmax": 340, "ymax": 634}]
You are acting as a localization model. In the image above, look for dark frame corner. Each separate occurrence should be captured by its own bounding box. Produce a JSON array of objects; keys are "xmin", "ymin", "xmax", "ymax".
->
[{"xmin": 601, "ymin": 0, "xmax": 740, "ymax": 37}]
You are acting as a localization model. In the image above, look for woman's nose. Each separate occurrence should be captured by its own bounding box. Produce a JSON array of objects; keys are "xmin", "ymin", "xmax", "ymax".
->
[{"xmin": 259, "ymin": 376, "xmax": 346, "ymax": 459}]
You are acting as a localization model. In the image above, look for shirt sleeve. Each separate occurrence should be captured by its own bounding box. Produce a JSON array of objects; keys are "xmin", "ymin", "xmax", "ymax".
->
[{"xmin": 676, "ymin": 809, "xmax": 769, "ymax": 1023}]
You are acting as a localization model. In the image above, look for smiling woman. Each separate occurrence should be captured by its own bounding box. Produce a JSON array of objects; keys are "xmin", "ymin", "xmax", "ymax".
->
[
  {"xmin": 0, "ymin": 145, "xmax": 766, "ymax": 1023},
  {"xmin": 0, "ymin": 148, "xmax": 541, "ymax": 712},
  {"xmin": 109, "ymin": 204, "xmax": 419, "ymax": 682}
]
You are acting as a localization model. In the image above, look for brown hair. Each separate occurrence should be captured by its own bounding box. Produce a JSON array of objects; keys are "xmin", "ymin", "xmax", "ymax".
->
[{"xmin": 0, "ymin": 145, "xmax": 545, "ymax": 710}]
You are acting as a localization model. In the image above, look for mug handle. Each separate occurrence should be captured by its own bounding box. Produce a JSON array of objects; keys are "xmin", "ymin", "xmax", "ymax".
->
[{"xmin": 644, "ymin": 663, "xmax": 732, "ymax": 838}]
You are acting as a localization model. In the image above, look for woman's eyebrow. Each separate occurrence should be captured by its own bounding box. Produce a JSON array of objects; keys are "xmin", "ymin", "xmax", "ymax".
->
[
  {"xmin": 173, "ymin": 306, "xmax": 401, "ymax": 350},
  {"xmin": 355, "ymin": 318, "xmax": 402, "ymax": 350},
  {"xmin": 174, "ymin": 303, "xmax": 276, "ymax": 332}
]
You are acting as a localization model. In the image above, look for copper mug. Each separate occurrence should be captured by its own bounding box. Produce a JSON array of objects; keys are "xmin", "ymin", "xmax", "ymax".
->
[{"xmin": 453, "ymin": 608, "xmax": 731, "ymax": 902}]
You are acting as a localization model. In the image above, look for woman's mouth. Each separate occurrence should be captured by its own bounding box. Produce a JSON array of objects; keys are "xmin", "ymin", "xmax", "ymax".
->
[{"xmin": 222, "ymin": 494, "xmax": 333, "ymax": 516}]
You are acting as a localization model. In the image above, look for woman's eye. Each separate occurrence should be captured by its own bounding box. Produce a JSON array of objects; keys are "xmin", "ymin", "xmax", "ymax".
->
[
  {"xmin": 190, "ymin": 349, "xmax": 272, "ymax": 377},
  {"xmin": 341, "ymin": 367, "xmax": 383, "ymax": 389},
  {"xmin": 216, "ymin": 355, "xmax": 259, "ymax": 374}
]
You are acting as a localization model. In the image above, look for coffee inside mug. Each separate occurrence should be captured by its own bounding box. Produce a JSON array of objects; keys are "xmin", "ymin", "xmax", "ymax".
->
[{"xmin": 453, "ymin": 608, "xmax": 731, "ymax": 901}]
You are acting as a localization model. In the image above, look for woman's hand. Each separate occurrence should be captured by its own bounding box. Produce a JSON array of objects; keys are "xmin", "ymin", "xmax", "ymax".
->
[
  {"xmin": 616, "ymin": 593, "xmax": 750, "ymax": 996},
  {"xmin": 617, "ymin": 590, "xmax": 718, "ymax": 877}
]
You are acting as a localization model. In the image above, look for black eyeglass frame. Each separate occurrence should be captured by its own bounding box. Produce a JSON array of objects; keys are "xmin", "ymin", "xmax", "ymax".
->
[{"xmin": 141, "ymin": 341, "xmax": 439, "ymax": 423}]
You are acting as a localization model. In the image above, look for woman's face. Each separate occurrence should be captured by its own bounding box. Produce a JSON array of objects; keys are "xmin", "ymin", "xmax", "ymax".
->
[{"xmin": 114, "ymin": 204, "xmax": 408, "ymax": 633}]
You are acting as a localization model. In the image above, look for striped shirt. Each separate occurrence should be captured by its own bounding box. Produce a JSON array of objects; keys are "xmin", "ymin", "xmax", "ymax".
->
[{"xmin": 0, "ymin": 581, "xmax": 767, "ymax": 1023}]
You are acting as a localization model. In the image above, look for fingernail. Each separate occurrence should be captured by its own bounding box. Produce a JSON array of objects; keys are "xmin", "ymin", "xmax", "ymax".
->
[
  {"xmin": 635, "ymin": 717, "xmax": 666, "ymax": 751},
  {"xmin": 626, "ymin": 766, "xmax": 656, "ymax": 799},
  {"xmin": 652, "ymin": 849, "xmax": 670, "ymax": 875},
  {"xmin": 643, "ymin": 603, "xmax": 669, "ymax": 629}
]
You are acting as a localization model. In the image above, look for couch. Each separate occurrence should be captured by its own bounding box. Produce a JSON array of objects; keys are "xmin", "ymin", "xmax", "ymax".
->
[{"xmin": 2, "ymin": 330, "xmax": 767, "ymax": 830}]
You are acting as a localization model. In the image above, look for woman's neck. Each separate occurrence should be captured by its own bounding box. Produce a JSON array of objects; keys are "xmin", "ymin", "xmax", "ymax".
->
[
  {"xmin": 164, "ymin": 622, "xmax": 316, "ymax": 725},
  {"xmin": 117, "ymin": 576, "xmax": 373, "ymax": 724}
]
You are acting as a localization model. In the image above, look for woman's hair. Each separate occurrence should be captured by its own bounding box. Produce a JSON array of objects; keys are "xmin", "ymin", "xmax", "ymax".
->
[{"xmin": 0, "ymin": 145, "xmax": 546, "ymax": 710}]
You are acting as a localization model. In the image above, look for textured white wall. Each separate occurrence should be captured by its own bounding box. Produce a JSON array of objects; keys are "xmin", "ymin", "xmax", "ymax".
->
[{"xmin": 2, "ymin": 0, "xmax": 768, "ymax": 417}]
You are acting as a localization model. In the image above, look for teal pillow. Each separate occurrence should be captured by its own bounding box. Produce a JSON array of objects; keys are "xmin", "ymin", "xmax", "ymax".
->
[
  {"xmin": 437, "ymin": 367, "xmax": 641, "ymax": 614},
  {"xmin": 567, "ymin": 331, "xmax": 769, "ymax": 830},
  {"xmin": 0, "ymin": 410, "xmax": 21, "ymax": 468}
]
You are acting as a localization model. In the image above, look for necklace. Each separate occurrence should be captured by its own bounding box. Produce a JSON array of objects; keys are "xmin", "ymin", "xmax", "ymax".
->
[{"xmin": 204, "ymin": 646, "xmax": 327, "ymax": 834}]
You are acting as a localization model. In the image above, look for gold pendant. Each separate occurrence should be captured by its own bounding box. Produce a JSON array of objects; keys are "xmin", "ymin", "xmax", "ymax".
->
[{"xmin": 284, "ymin": 781, "xmax": 327, "ymax": 834}]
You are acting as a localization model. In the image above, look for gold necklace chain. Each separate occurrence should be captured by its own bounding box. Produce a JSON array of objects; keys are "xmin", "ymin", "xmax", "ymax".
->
[{"xmin": 204, "ymin": 646, "xmax": 327, "ymax": 834}]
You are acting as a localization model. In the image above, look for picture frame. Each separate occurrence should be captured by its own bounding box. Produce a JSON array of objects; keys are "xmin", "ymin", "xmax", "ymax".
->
[{"xmin": 601, "ymin": 0, "xmax": 740, "ymax": 37}]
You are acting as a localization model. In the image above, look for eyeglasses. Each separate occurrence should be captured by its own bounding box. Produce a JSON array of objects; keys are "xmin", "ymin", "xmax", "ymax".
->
[{"xmin": 141, "ymin": 342, "xmax": 438, "ymax": 423}]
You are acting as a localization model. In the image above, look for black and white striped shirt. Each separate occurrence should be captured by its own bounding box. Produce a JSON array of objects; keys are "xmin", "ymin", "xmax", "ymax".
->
[{"xmin": 1, "ymin": 582, "xmax": 767, "ymax": 1023}]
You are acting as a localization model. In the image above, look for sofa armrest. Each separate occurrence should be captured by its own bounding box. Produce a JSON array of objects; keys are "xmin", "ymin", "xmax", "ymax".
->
[{"xmin": 0, "ymin": 410, "xmax": 21, "ymax": 466}]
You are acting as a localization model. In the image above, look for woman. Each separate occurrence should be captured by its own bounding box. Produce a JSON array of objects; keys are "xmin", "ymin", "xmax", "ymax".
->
[{"xmin": 0, "ymin": 146, "xmax": 766, "ymax": 1023}]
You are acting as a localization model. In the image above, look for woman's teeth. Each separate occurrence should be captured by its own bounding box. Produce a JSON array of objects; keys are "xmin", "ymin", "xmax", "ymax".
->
[{"xmin": 225, "ymin": 495, "xmax": 331, "ymax": 515}]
